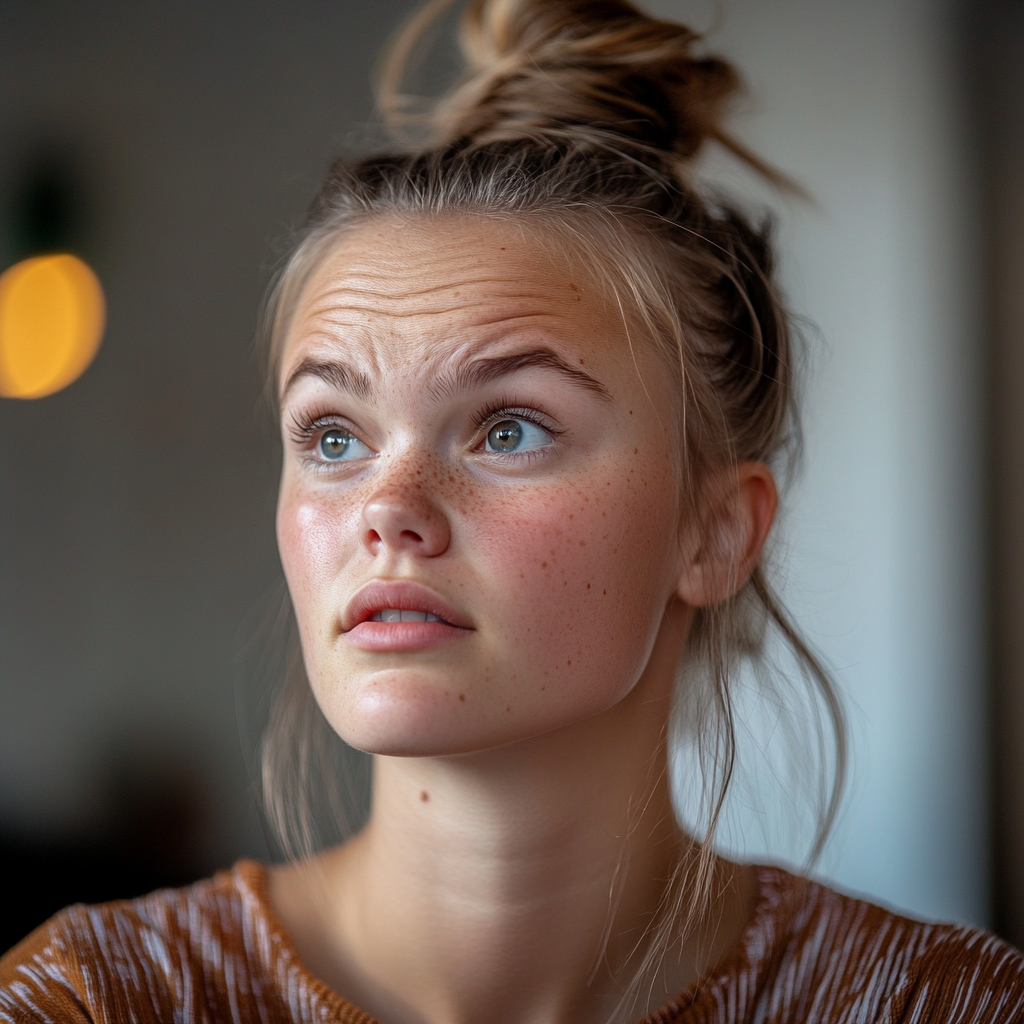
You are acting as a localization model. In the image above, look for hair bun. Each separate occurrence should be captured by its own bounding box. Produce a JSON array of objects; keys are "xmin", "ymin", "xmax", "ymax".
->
[{"xmin": 381, "ymin": 0, "xmax": 763, "ymax": 173}]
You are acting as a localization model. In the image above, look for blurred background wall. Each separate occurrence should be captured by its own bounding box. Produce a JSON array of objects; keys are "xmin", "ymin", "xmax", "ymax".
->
[
  {"xmin": 663, "ymin": 0, "xmax": 991, "ymax": 928},
  {"xmin": 0, "ymin": 0, "xmax": 1021, "ymax": 952}
]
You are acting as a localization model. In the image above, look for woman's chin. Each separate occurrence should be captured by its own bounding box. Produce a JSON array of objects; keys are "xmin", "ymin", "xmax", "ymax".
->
[
  {"xmin": 315, "ymin": 672, "xmax": 570, "ymax": 758},
  {"xmin": 316, "ymin": 672, "xmax": 498, "ymax": 757}
]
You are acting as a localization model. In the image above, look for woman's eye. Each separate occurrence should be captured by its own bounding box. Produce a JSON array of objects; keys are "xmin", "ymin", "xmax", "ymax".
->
[
  {"xmin": 319, "ymin": 428, "xmax": 372, "ymax": 462},
  {"xmin": 484, "ymin": 418, "xmax": 552, "ymax": 454}
]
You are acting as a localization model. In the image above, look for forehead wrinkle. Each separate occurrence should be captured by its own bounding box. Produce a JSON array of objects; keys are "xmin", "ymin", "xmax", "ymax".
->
[
  {"xmin": 289, "ymin": 247, "xmax": 618, "ymax": 402},
  {"xmin": 462, "ymin": 309, "xmax": 573, "ymax": 330},
  {"xmin": 290, "ymin": 295, "xmax": 611, "ymax": 401},
  {"xmin": 302, "ymin": 301, "xmax": 579, "ymax": 333},
  {"xmin": 316, "ymin": 272, "xmax": 532, "ymax": 299},
  {"xmin": 303, "ymin": 265, "xmax": 575, "ymax": 321}
]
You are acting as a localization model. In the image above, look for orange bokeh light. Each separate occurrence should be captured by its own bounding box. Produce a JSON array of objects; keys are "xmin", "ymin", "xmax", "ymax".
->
[{"xmin": 0, "ymin": 254, "xmax": 105, "ymax": 399}]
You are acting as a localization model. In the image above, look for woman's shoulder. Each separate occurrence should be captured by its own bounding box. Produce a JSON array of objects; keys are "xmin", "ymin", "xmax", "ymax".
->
[
  {"xmin": 674, "ymin": 864, "xmax": 1024, "ymax": 1024},
  {"xmin": 0, "ymin": 860, "xmax": 342, "ymax": 1024}
]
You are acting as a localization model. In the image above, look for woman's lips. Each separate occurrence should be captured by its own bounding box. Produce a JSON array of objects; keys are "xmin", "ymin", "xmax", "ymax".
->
[
  {"xmin": 346, "ymin": 618, "xmax": 470, "ymax": 652},
  {"xmin": 342, "ymin": 580, "xmax": 473, "ymax": 652}
]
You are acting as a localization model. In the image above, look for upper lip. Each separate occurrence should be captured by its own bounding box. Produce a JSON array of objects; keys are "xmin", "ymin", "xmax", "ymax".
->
[{"xmin": 341, "ymin": 579, "xmax": 474, "ymax": 632}]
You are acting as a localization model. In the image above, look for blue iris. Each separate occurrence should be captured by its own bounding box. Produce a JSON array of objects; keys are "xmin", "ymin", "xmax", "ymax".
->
[
  {"xmin": 320, "ymin": 429, "xmax": 371, "ymax": 461},
  {"xmin": 485, "ymin": 418, "xmax": 551, "ymax": 454}
]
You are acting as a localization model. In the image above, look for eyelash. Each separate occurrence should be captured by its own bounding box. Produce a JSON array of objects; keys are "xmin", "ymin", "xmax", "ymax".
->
[
  {"xmin": 286, "ymin": 399, "xmax": 563, "ymax": 466},
  {"xmin": 471, "ymin": 399, "xmax": 563, "ymax": 460},
  {"xmin": 287, "ymin": 410, "xmax": 367, "ymax": 474},
  {"xmin": 287, "ymin": 409, "xmax": 352, "ymax": 448},
  {"xmin": 472, "ymin": 398, "xmax": 561, "ymax": 436}
]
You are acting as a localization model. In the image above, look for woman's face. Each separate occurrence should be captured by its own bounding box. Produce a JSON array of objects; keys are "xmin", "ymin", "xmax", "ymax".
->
[{"xmin": 276, "ymin": 215, "xmax": 687, "ymax": 756}]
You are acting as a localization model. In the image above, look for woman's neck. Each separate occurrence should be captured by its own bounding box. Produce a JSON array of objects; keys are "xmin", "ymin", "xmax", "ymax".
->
[{"xmin": 270, "ymin": 612, "xmax": 755, "ymax": 1024}]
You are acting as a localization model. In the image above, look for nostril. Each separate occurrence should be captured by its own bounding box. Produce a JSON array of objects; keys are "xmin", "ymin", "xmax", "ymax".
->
[{"xmin": 360, "ymin": 491, "xmax": 450, "ymax": 557}]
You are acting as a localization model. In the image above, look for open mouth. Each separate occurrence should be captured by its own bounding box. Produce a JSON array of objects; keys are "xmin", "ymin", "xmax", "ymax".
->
[
  {"xmin": 347, "ymin": 612, "xmax": 469, "ymax": 652},
  {"xmin": 343, "ymin": 581, "xmax": 472, "ymax": 652},
  {"xmin": 369, "ymin": 609, "xmax": 450, "ymax": 624}
]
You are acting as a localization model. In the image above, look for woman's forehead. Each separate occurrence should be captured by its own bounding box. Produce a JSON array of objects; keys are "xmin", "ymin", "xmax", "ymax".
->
[
  {"xmin": 280, "ymin": 215, "xmax": 619, "ymax": 380},
  {"xmin": 302, "ymin": 215, "xmax": 596, "ymax": 311}
]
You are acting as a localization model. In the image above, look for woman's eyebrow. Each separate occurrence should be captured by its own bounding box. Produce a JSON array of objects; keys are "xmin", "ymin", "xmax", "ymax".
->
[
  {"xmin": 434, "ymin": 347, "xmax": 612, "ymax": 401},
  {"xmin": 281, "ymin": 357, "xmax": 374, "ymax": 400},
  {"xmin": 282, "ymin": 348, "xmax": 612, "ymax": 402}
]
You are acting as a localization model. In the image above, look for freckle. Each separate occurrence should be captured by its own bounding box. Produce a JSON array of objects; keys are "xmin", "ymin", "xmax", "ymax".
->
[
  {"xmin": 506, "ymin": 706, "xmax": 511, "ymax": 713},
  {"xmin": 629, "ymin": 410, "xmax": 634, "ymax": 416},
  {"xmin": 459, "ymin": 694, "xmax": 466, "ymax": 702},
  {"xmin": 541, "ymin": 561, "xmax": 548, "ymax": 568},
  {"xmin": 603, "ymin": 589, "xmax": 607, "ymax": 595},
  {"xmin": 634, "ymin": 448, "xmax": 638, "ymax": 455},
  {"xmin": 587, "ymin": 583, "xmax": 591, "ymax": 589},
  {"xmin": 580, "ymin": 540, "xmax": 585, "ymax": 547},
  {"xmin": 567, "ymin": 659, "xmax": 572, "ymax": 666},
  {"xmin": 420, "ymin": 791, "xmax": 429, "ymax": 802}
]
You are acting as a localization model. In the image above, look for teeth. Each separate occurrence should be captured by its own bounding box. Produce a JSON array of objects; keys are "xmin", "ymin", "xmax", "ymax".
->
[{"xmin": 370, "ymin": 609, "xmax": 444, "ymax": 623}]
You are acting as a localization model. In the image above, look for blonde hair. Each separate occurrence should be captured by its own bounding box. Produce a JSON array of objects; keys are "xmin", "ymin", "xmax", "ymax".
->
[{"xmin": 257, "ymin": 0, "xmax": 845, "ymax": 1010}]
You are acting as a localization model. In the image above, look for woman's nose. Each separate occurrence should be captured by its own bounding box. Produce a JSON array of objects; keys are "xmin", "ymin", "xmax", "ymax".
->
[{"xmin": 360, "ymin": 481, "xmax": 451, "ymax": 558}]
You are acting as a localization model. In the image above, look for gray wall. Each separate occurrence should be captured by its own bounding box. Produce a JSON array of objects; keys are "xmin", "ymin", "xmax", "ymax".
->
[{"xmin": 0, "ymin": 0, "xmax": 1013, "ymax": 933}]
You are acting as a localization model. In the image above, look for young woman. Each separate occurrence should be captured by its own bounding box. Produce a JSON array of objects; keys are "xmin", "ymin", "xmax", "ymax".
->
[{"xmin": 3, "ymin": 1, "xmax": 1022, "ymax": 1022}]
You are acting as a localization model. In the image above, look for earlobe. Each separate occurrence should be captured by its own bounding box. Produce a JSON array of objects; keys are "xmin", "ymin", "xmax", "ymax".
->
[{"xmin": 674, "ymin": 462, "xmax": 778, "ymax": 608}]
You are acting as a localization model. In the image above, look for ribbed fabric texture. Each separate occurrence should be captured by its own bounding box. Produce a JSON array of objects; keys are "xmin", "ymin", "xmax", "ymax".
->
[{"xmin": 2, "ymin": 860, "xmax": 1022, "ymax": 1023}]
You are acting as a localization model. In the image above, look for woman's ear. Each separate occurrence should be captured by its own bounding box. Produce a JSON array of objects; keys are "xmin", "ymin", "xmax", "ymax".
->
[{"xmin": 675, "ymin": 462, "xmax": 778, "ymax": 607}]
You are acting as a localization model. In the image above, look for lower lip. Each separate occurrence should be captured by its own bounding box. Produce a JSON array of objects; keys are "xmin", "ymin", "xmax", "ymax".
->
[{"xmin": 343, "ymin": 621, "xmax": 472, "ymax": 652}]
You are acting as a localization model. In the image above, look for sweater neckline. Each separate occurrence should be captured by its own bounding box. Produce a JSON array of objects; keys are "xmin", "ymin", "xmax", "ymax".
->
[{"xmin": 231, "ymin": 858, "xmax": 787, "ymax": 1024}]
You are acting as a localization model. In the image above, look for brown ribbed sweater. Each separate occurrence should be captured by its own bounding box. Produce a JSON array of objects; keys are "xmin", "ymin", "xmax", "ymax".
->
[{"xmin": 1, "ymin": 861, "xmax": 1022, "ymax": 1023}]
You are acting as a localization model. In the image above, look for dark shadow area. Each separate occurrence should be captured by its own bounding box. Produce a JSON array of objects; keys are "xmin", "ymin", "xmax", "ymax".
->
[
  {"xmin": 11, "ymin": 148, "xmax": 87, "ymax": 259},
  {"xmin": 970, "ymin": 0, "xmax": 1024, "ymax": 948},
  {"xmin": 1, "ymin": 737, "xmax": 222, "ymax": 955},
  {"xmin": 0, "ymin": 834, "xmax": 193, "ymax": 956}
]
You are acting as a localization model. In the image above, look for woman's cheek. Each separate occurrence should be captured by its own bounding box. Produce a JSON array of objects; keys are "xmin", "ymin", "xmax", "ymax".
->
[
  {"xmin": 277, "ymin": 482, "xmax": 360, "ymax": 649},
  {"xmin": 468, "ymin": 465, "xmax": 677, "ymax": 711}
]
